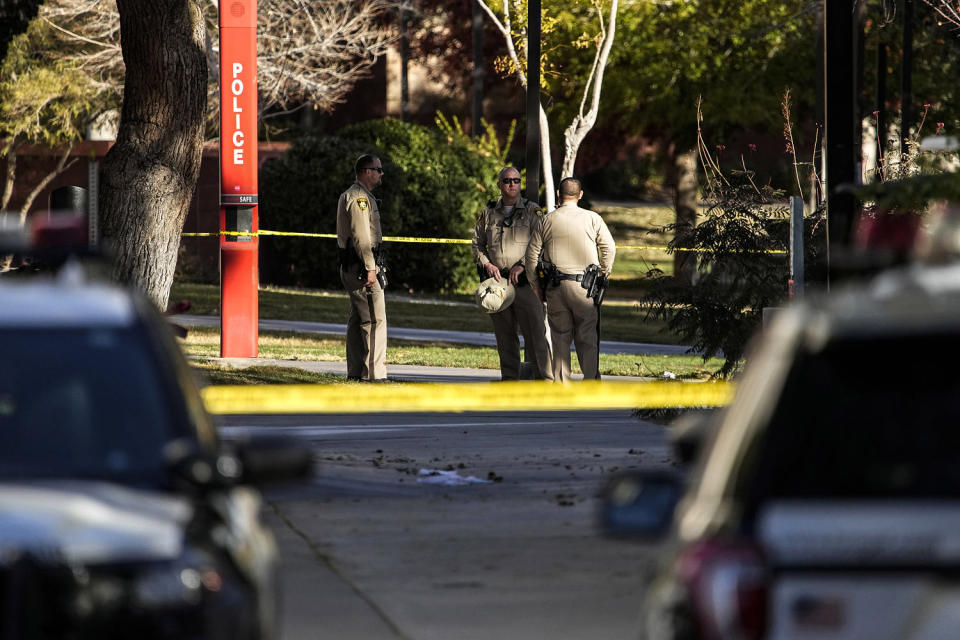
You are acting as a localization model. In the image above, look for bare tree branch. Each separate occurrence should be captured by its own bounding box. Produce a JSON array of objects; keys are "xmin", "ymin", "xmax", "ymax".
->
[
  {"xmin": 18, "ymin": 145, "xmax": 78, "ymax": 224},
  {"xmin": 561, "ymin": 0, "xmax": 618, "ymax": 178},
  {"xmin": 921, "ymin": 0, "xmax": 960, "ymax": 28},
  {"xmin": 482, "ymin": 1, "xmax": 619, "ymax": 209},
  {"xmin": 480, "ymin": 1, "xmax": 556, "ymax": 208},
  {"xmin": 39, "ymin": 0, "xmax": 397, "ymax": 133}
]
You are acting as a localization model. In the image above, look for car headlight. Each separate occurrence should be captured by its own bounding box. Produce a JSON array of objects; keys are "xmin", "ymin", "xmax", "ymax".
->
[
  {"xmin": 131, "ymin": 553, "xmax": 222, "ymax": 610},
  {"xmin": 132, "ymin": 565, "xmax": 202, "ymax": 609}
]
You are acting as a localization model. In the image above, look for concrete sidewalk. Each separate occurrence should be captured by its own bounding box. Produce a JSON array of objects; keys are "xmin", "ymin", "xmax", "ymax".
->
[
  {"xmin": 209, "ymin": 357, "xmax": 650, "ymax": 383},
  {"xmin": 173, "ymin": 314, "xmax": 694, "ymax": 357}
]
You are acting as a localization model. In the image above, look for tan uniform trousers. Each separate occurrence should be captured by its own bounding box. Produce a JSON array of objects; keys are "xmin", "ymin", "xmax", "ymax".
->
[
  {"xmin": 489, "ymin": 284, "xmax": 553, "ymax": 381},
  {"xmin": 341, "ymin": 266, "xmax": 387, "ymax": 381},
  {"xmin": 545, "ymin": 280, "xmax": 600, "ymax": 381}
]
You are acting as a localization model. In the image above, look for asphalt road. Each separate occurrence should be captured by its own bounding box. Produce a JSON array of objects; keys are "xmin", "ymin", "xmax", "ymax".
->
[{"xmin": 220, "ymin": 410, "xmax": 675, "ymax": 640}]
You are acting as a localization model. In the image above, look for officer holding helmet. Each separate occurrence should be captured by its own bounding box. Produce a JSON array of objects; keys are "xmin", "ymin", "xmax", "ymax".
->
[{"xmin": 472, "ymin": 167, "xmax": 553, "ymax": 381}]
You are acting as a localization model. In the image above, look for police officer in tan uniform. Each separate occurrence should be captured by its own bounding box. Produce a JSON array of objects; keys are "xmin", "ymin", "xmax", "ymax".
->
[
  {"xmin": 472, "ymin": 167, "xmax": 553, "ymax": 380},
  {"xmin": 337, "ymin": 154, "xmax": 388, "ymax": 382},
  {"xmin": 525, "ymin": 177, "xmax": 615, "ymax": 382}
]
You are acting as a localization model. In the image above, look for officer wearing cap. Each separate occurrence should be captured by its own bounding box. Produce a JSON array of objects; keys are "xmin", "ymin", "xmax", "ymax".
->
[
  {"xmin": 337, "ymin": 154, "xmax": 387, "ymax": 382},
  {"xmin": 525, "ymin": 177, "xmax": 615, "ymax": 382},
  {"xmin": 472, "ymin": 167, "xmax": 553, "ymax": 381}
]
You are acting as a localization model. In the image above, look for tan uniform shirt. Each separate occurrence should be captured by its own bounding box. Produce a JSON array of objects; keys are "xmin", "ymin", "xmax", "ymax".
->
[
  {"xmin": 524, "ymin": 202, "xmax": 616, "ymax": 283},
  {"xmin": 472, "ymin": 197, "xmax": 543, "ymax": 270},
  {"xmin": 337, "ymin": 182, "xmax": 382, "ymax": 271}
]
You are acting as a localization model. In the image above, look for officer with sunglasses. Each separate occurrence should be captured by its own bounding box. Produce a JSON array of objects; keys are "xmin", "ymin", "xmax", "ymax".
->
[
  {"xmin": 471, "ymin": 167, "xmax": 553, "ymax": 380},
  {"xmin": 337, "ymin": 154, "xmax": 388, "ymax": 382}
]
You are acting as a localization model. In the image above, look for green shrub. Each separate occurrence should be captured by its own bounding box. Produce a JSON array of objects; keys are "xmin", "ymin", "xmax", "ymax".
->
[
  {"xmin": 641, "ymin": 181, "xmax": 825, "ymax": 377},
  {"xmin": 260, "ymin": 134, "xmax": 371, "ymax": 288},
  {"xmin": 260, "ymin": 118, "xmax": 503, "ymax": 293}
]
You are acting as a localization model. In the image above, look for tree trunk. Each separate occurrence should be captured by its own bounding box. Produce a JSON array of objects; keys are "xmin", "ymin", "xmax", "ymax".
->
[
  {"xmin": 100, "ymin": 0, "xmax": 207, "ymax": 310},
  {"xmin": 1, "ymin": 148, "xmax": 17, "ymax": 211},
  {"xmin": 671, "ymin": 147, "xmax": 698, "ymax": 286}
]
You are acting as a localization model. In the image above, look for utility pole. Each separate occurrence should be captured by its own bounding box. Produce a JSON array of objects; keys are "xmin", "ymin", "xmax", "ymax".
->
[
  {"xmin": 525, "ymin": 0, "xmax": 541, "ymax": 204},
  {"xmin": 900, "ymin": 0, "xmax": 914, "ymax": 158},
  {"xmin": 823, "ymin": 0, "xmax": 858, "ymax": 282},
  {"xmin": 876, "ymin": 41, "xmax": 887, "ymax": 175},
  {"xmin": 472, "ymin": 0, "xmax": 485, "ymax": 138},
  {"xmin": 400, "ymin": 2, "xmax": 410, "ymax": 123}
]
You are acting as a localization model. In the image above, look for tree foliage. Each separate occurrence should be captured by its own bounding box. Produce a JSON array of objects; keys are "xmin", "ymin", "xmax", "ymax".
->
[
  {"xmin": 478, "ymin": 0, "xmax": 619, "ymax": 209},
  {"xmin": 0, "ymin": 18, "xmax": 98, "ymax": 152},
  {"xmin": 603, "ymin": 0, "xmax": 819, "ymax": 151},
  {"xmin": 0, "ymin": 16, "xmax": 102, "ymax": 215},
  {"xmin": 643, "ymin": 181, "xmax": 825, "ymax": 377}
]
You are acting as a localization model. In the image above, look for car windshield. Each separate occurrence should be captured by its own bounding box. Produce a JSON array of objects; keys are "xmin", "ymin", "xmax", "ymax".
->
[
  {"xmin": 746, "ymin": 332, "xmax": 960, "ymax": 500},
  {"xmin": 0, "ymin": 327, "xmax": 176, "ymax": 483}
]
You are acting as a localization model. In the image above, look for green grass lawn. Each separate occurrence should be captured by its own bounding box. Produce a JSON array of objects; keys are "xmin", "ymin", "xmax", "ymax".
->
[
  {"xmin": 170, "ymin": 281, "xmax": 681, "ymax": 345},
  {"xmin": 191, "ymin": 361, "xmax": 348, "ymax": 386},
  {"xmin": 595, "ymin": 204, "xmax": 677, "ymax": 300},
  {"xmin": 182, "ymin": 326, "xmax": 726, "ymax": 382}
]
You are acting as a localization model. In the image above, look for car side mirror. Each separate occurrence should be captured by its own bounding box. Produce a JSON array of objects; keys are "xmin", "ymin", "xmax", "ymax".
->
[
  {"xmin": 598, "ymin": 470, "xmax": 684, "ymax": 538},
  {"xmin": 669, "ymin": 410, "xmax": 718, "ymax": 466},
  {"xmin": 164, "ymin": 438, "xmax": 241, "ymax": 492},
  {"xmin": 231, "ymin": 436, "xmax": 314, "ymax": 486}
]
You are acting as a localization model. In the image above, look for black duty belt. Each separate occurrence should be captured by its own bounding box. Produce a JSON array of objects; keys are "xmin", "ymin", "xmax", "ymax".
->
[{"xmin": 557, "ymin": 273, "xmax": 583, "ymax": 282}]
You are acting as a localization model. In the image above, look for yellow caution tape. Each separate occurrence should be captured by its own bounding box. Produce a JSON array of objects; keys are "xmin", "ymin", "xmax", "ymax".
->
[
  {"xmin": 382, "ymin": 235, "xmax": 471, "ymax": 244},
  {"xmin": 201, "ymin": 379, "xmax": 734, "ymax": 414},
  {"xmin": 617, "ymin": 244, "xmax": 787, "ymax": 255},
  {"xmin": 183, "ymin": 230, "xmax": 786, "ymax": 254},
  {"xmin": 261, "ymin": 231, "xmax": 336, "ymax": 239},
  {"xmin": 182, "ymin": 231, "xmax": 259, "ymax": 237}
]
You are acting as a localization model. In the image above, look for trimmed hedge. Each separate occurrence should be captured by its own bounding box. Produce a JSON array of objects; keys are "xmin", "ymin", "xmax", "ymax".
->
[{"xmin": 260, "ymin": 118, "xmax": 503, "ymax": 293}]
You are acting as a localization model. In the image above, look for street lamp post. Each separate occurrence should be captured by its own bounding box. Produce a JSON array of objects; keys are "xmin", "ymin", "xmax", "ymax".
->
[{"xmin": 525, "ymin": 0, "xmax": 541, "ymax": 204}]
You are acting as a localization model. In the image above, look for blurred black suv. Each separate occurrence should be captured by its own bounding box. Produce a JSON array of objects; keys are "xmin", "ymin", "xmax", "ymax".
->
[
  {"xmin": 0, "ymin": 266, "xmax": 311, "ymax": 639},
  {"xmin": 602, "ymin": 263, "xmax": 960, "ymax": 640}
]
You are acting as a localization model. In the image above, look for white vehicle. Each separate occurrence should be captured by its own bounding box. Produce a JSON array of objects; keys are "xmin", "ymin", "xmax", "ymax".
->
[{"xmin": 602, "ymin": 262, "xmax": 960, "ymax": 640}]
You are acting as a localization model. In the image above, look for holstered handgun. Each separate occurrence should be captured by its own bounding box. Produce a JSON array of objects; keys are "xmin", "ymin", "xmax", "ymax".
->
[
  {"xmin": 537, "ymin": 262, "xmax": 560, "ymax": 288},
  {"xmin": 535, "ymin": 262, "xmax": 548, "ymax": 290},
  {"xmin": 373, "ymin": 244, "xmax": 388, "ymax": 289},
  {"xmin": 581, "ymin": 264, "xmax": 607, "ymax": 306}
]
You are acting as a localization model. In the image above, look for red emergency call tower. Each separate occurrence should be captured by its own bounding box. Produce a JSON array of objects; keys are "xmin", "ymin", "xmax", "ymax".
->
[{"xmin": 219, "ymin": 0, "xmax": 258, "ymax": 357}]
